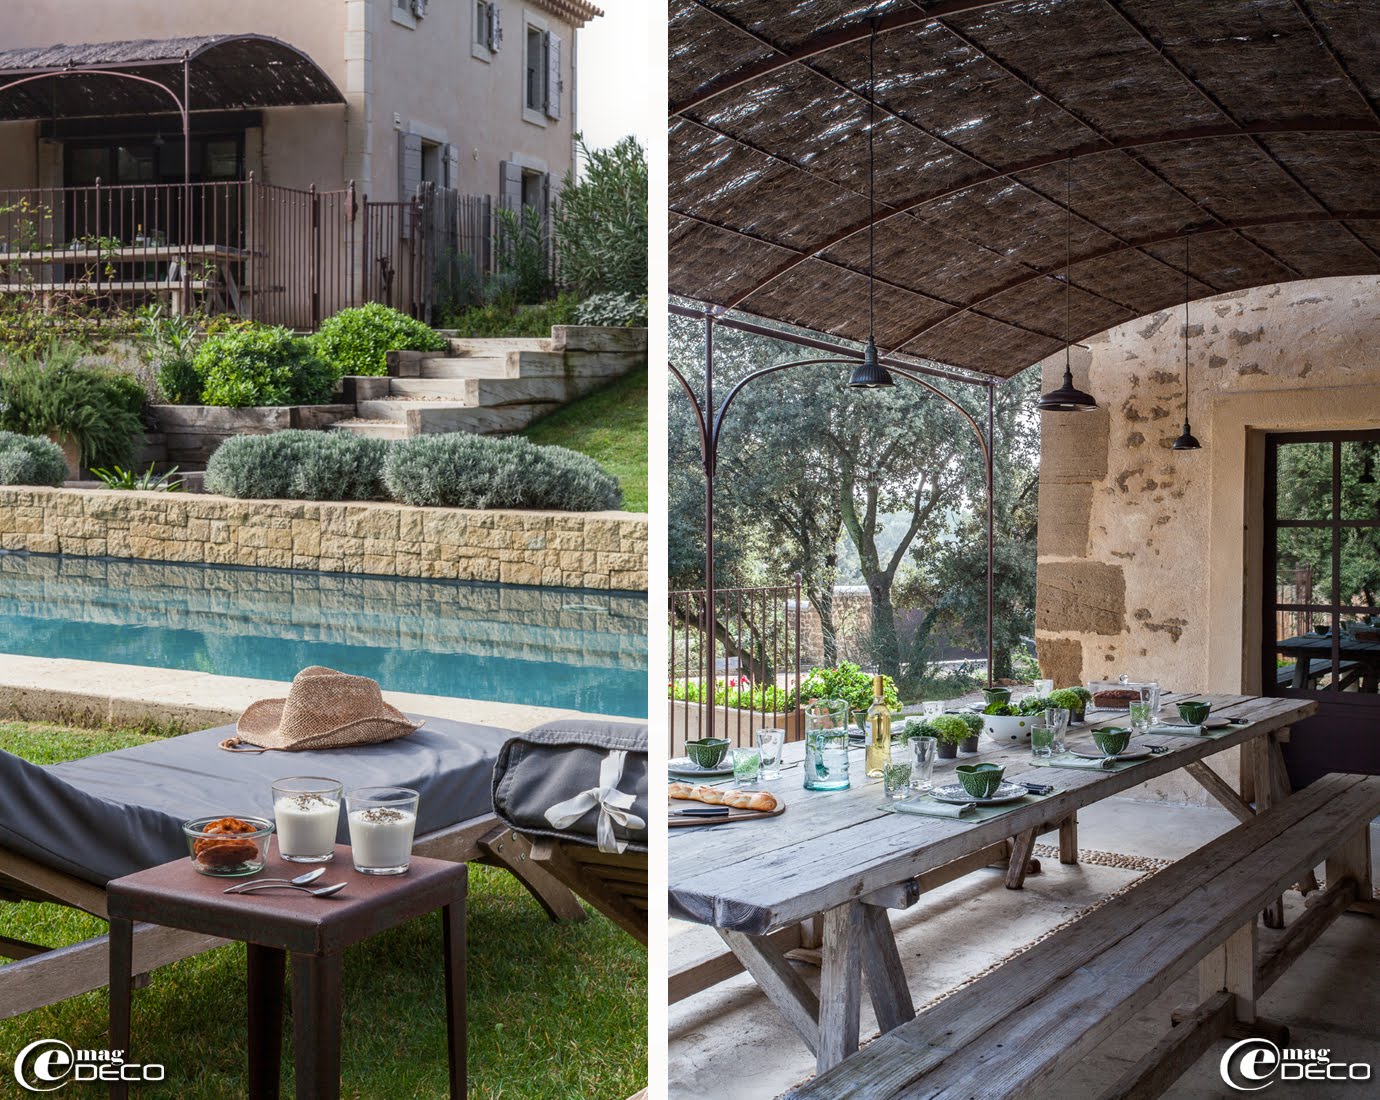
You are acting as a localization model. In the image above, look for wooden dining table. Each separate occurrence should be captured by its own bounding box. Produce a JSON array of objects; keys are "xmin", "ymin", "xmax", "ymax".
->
[
  {"xmin": 1276, "ymin": 632, "xmax": 1380, "ymax": 691},
  {"xmin": 667, "ymin": 691, "xmax": 1316, "ymax": 1074}
]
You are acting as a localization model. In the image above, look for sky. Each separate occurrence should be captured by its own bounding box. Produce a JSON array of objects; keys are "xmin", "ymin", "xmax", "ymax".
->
[{"xmin": 576, "ymin": 0, "xmax": 654, "ymax": 152}]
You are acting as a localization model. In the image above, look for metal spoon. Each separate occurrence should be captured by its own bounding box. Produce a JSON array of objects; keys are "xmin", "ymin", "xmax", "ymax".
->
[
  {"xmin": 224, "ymin": 867, "xmax": 327, "ymax": 893},
  {"xmin": 233, "ymin": 881, "xmax": 346, "ymax": 898}
]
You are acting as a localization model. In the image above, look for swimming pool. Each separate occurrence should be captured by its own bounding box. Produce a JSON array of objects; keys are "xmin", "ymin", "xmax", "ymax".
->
[{"xmin": 0, "ymin": 553, "xmax": 648, "ymax": 718}]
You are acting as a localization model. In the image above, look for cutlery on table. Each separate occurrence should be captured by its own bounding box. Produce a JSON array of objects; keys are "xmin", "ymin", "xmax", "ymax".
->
[
  {"xmin": 1021, "ymin": 782, "xmax": 1055, "ymax": 795},
  {"xmin": 233, "ymin": 882, "xmax": 347, "ymax": 898},
  {"xmin": 671, "ymin": 806, "xmax": 731, "ymax": 817},
  {"xmin": 225, "ymin": 867, "xmax": 327, "ymax": 893}
]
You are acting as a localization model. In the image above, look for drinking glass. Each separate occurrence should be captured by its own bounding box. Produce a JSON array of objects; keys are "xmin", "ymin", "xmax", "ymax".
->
[
  {"xmin": 271, "ymin": 776, "xmax": 342, "ymax": 863},
  {"xmin": 804, "ymin": 699, "xmax": 851, "ymax": 791},
  {"xmin": 755, "ymin": 727, "xmax": 785, "ymax": 780},
  {"xmin": 1044, "ymin": 707, "xmax": 1070, "ymax": 754},
  {"xmin": 1033, "ymin": 679, "xmax": 1054, "ymax": 696},
  {"xmin": 1128, "ymin": 700, "xmax": 1153, "ymax": 736},
  {"xmin": 882, "ymin": 740, "xmax": 913, "ymax": 801},
  {"xmin": 1031, "ymin": 716, "xmax": 1054, "ymax": 759},
  {"xmin": 908, "ymin": 736, "xmax": 938, "ymax": 793},
  {"xmin": 345, "ymin": 786, "xmax": 419, "ymax": 875},
  {"xmin": 732, "ymin": 746, "xmax": 762, "ymax": 786},
  {"xmin": 922, "ymin": 700, "xmax": 944, "ymax": 719}
]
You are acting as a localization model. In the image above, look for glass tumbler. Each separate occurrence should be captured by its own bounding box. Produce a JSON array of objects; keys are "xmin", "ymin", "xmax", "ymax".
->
[
  {"xmin": 1129, "ymin": 700, "xmax": 1154, "ymax": 737},
  {"xmin": 803, "ymin": 699, "xmax": 851, "ymax": 791},
  {"xmin": 908, "ymin": 736, "xmax": 938, "ymax": 794},
  {"xmin": 345, "ymin": 786, "xmax": 419, "ymax": 875},
  {"xmin": 1031, "ymin": 716, "xmax": 1054, "ymax": 759},
  {"xmin": 882, "ymin": 740, "xmax": 914, "ymax": 801},
  {"xmin": 1045, "ymin": 707, "xmax": 1070, "ymax": 754},
  {"xmin": 731, "ymin": 746, "xmax": 762, "ymax": 787},
  {"xmin": 271, "ymin": 776, "xmax": 342, "ymax": 863},
  {"xmin": 755, "ymin": 727, "xmax": 786, "ymax": 780}
]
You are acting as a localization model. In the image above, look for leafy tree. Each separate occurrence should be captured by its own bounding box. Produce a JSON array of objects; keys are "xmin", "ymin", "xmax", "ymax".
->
[{"xmin": 556, "ymin": 136, "xmax": 647, "ymax": 299}]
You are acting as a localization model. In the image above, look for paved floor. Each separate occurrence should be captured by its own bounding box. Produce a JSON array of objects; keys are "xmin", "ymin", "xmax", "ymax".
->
[
  {"xmin": 668, "ymin": 796, "xmax": 1380, "ymax": 1099},
  {"xmin": 0, "ymin": 654, "xmax": 634, "ymax": 731}
]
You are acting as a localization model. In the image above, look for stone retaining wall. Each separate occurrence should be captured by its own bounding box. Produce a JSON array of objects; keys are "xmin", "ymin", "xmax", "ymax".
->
[{"xmin": 0, "ymin": 487, "xmax": 648, "ymax": 591}]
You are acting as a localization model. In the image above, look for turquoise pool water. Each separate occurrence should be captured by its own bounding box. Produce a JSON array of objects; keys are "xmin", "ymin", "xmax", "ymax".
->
[{"xmin": 0, "ymin": 553, "xmax": 648, "ymax": 718}]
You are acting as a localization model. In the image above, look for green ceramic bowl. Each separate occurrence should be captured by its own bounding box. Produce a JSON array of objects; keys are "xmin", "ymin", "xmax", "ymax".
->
[
  {"xmin": 954, "ymin": 762, "xmax": 1005, "ymax": 799},
  {"xmin": 1092, "ymin": 728, "xmax": 1132, "ymax": 757},
  {"xmin": 1177, "ymin": 701, "xmax": 1212, "ymax": 725},
  {"xmin": 685, "ymin": 738, "xmax": 730, "ymax": 769}
]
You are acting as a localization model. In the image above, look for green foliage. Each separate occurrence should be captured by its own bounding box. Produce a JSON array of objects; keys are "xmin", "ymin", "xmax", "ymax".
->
[
  {"xmin": 928, "ymin": 714, "xmax": 972, "ymax": 745},
  {"xmin": 983, "ymin": 702, "xmax": 1018, "ymax": 716},
  {"xmin": 439, "ymin": 293, "xmax": 578, "ymax": 338},
  {"xmin": 138, "ymin": 304, "xmax": 204, "ymax": 403},
  {"xmin": 1048, "ymin": 687, "xmax": 1087, "ymax": 712},
  {"xmin": 790, "ymin": 662, "xmax": 899, "ymax": 720},
  {"xmin": 195, "ymin": 325, "xmax": 337, "ymax": 407},
  {"xmin": 495, "ymin": 205, "xmax": 555, "ymax": 304},
  {"xmin": 573, "ymin": 292, "xmax": 648, "ymax": 328},
  {"xmin": 0, "ymin": 430, "xmax": 67, "ymax": 485},
  {"xmin": 958, "ymin": 710, "xmax": 984, "ymax": 735},
  {"xmin": 312, "ymin": 303, "xmax": 446, "ymax": 378},
  {"xmin": 895, "ymin": 717, "xmax": 934, "ymax": 743},
  {"xmin": 90, "ymin": 463, "xmax": 184, "ymax": 492},
  {"xmin": 0, "ymin": 347, "xmax": 145, "ymax": 468},
  {"xmin": 1017, "ymin": 694, "xmax": 1052, "ymax": 715},
  {"xmin": 204, "ymin": 431, "xmax": 389, "ymax": 501},
  {"xmin": 556, "ymin": 136, "xmax": 648, "ymax": 298},
  {"xmin": 668, "ymin": 676, "xmax": 793, "ymax": 712},
  {"xmin": 383, "ymin": 433, "xmax": 622, "ymax": 512}
]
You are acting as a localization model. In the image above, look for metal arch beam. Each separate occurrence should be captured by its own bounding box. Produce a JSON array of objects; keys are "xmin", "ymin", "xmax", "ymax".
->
[
  {"xmin": 682, "ymin": 123, "xmax": 1380, "ymax": 315},
  {"xmin": 671, "ymin": 0, "xmax": 1015, "ymax": 117},
  {"xmin": 888, "ymin": 212, "xmax": 1380, "ymax": 357}
]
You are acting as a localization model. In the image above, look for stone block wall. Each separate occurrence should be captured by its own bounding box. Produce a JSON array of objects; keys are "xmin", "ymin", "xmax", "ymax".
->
[{"xmin": 0, "ymin": 487, "xmax": 648, "ymax": 591}]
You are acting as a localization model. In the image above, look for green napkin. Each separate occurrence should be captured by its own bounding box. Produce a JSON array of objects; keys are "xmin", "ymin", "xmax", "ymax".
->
[
  {"xmin": 889, "ymin": 798, "xmax": 975, "ymax": 819},
  {"xmin": 1033, "ymin": 752, "xmax": 1145, "ymax": 772},
  {"xmin": 1149, "ymin": 722, "xmax": 1201, "ymax": 735}
]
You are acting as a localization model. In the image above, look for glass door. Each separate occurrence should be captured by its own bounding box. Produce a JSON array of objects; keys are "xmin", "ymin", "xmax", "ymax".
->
[{"xmin": 1264, "ymin": 430, "xmax": 1380, "ymax": 786}]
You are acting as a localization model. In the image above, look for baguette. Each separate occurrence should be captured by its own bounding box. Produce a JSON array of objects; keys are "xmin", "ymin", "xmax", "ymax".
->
[{"xmin": 669, "ymin": 783, "xmax": 778, "ymax": 813}]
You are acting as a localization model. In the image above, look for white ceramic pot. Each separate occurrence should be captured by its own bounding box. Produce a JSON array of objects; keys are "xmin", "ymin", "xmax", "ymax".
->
[{"xmin": 983, "ymin": 713, "xmax": 1038, "ymax": 745}]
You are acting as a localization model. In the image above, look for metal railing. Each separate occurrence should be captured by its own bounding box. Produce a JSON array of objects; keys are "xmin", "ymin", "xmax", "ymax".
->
[
  {"xmin": 668, "ymin": 578, "xmax": 803, "ymax": 755},
  {"xmin": 0, "ymin": 177, "xmax": 544, "ymax": 329}
]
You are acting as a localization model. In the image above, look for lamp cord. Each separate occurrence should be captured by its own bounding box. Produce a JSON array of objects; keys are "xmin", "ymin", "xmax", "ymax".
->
[
  {"xmin": 1183, "ymin": 232, "xmax": 1190, "ymax": 414},
  {"xmin": 868, "ymin": 21, "xmax": 876, "ymax": 344},
  {"xmin": 1064, "ymin": 156, "xmax": 1072, "ymax": 375}
]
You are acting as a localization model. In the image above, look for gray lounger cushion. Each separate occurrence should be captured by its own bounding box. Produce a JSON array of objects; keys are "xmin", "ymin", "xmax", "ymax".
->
[
  {"xmin": 491, "ymin": 719, "xmax": 648, "ymax": 853},
  {"xmin": 0, "ymin": 716, "xmax": 511, "ymax": 886}
]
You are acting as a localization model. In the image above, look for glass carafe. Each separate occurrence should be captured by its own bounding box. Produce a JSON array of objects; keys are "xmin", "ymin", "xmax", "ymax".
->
[{"xmin": 803, "ymin": 699, "xmax": 851, "ymax": 791}]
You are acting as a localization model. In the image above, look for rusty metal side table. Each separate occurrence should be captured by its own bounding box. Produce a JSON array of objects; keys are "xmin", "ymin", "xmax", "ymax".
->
[{"xmin": 107, "ymin": 844, "xmax": 467, "ymax": 1100}]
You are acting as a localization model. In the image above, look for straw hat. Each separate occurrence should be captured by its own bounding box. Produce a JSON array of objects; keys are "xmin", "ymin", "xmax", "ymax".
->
[{"xmin": 223, "ymin": 667, "xmax": 422, "ymax": 752}]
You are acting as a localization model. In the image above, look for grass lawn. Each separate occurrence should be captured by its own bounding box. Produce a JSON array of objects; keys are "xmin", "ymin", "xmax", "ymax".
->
[
  {"xmin": 0, "ymin": 722, "xmax": 647, "ymax": 1099},
  {"xmin": 522, "ymin": 367, "xmax": 648, "ymax": 512}
]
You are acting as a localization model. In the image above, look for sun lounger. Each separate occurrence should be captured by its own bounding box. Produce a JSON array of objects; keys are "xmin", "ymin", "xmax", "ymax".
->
[
  {"xmin": 492, "ymin": 719, "xmax": 649, "ymax": 944},
  {"xmin": 0, "ymin": 715, "xmax": 583, "ymax": 1020}
]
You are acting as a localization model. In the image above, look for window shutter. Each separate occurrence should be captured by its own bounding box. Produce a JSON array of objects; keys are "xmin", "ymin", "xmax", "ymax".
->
[
  {"xmin": 545, "ymin": 33, "xmax": 562, "ymax": 120},
  {"xmin": 399, "ymin": 132, "xmax": 423, "ymax": 201},
  {"xmin": 443, "ymin": 144, "xmax": 460, "ymax": 190},
  {"xmin": 488, "ymin": 4, "xmax": 503, "ymax": 51},
  {"xmin": 499, "ymin": 160, "xmax": 523, "ymax": 211}
]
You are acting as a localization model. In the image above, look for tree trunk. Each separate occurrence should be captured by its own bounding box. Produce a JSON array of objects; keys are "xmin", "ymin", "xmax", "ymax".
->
[
  {"xmin": 810, "ymin": 582, "xmax": 838, "ymax": 668},
  {"xmin": 868, "ymin": 578, "xmax": 900, "ymax": 679}
]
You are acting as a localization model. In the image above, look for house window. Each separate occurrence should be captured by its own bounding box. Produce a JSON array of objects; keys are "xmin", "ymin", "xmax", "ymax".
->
[
  {"xmin": 474, "ymin": 2, "xmax": 502, "ymax": 59},
  {"xmin": 392, "ymin": 0, "xmax": 426, "ymax": 29},
  {"xmin": 523, "ymin": 23, "xmax": 563, "ymax": 124}
]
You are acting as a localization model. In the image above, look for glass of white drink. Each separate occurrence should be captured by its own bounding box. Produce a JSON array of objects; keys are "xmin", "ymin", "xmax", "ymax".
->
[
  {"xmin": 345, "ymin": 786, "xmax": 419, "ymax": 875},
  {"xmin": 271, "ymin": 777, "xmax": 343, "ymax": 863}
]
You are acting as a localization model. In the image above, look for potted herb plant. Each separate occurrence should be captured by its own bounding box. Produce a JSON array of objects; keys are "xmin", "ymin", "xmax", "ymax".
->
[
  {"xmin": 928, "ymin": 714, "xmax": 970, "ymax": 760},
  {"xmin": 957, "ymin": 710, "xmax": 983, "ymax": 753},
  {"xmin": 1047, "ymin": 686, "xmax": 1091, "ymax": 723}
]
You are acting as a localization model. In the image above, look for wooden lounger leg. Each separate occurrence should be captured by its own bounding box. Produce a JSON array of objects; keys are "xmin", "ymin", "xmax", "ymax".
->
[{"xmin": 479, "ymin": 827, "xmax": 586, "ymax": 924}]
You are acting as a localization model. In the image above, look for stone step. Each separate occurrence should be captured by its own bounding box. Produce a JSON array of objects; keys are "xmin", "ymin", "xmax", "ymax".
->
[
  {"xmin": 442, "ymin": 335, "xmax": 553, "ymax": 356},
  {"xmin": 417, "ymin": 355, "xmax": 513, "ymax": 380},
  {"xmin": 389, "ymin": 377, "xmax": 479, "ymax": 400},
  {"xmin": 379, "ymin": 401, "xmax": 562, "ymax": 435},
  {"xmin": 328, "ymin": 418, "xmax": 414, "ymax": 440},
  {"xmin": 356, "ymin": 398, "xmax": 474, "ymax": 425}
]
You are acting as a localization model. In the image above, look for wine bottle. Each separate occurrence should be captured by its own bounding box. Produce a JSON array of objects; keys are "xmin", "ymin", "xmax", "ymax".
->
[{"xmin": 865, "ymin": 674, "xmax": 891, "ymax": 779}]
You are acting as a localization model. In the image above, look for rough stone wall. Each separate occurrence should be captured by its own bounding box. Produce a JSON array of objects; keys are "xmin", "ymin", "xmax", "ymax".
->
[{"xmin": 0, "ymin": 488, "xmax": 647, "ymax": 592}]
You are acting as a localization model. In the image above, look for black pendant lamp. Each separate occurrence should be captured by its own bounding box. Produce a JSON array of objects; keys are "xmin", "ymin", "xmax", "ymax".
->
[
  {"xmin": 848, "ymin": 22, "xmax": 894, "ymax": 390},
  {"xmin": 1172, "ymin": 232, "xmax": 1202, "ymax": 451},
  {"xmin": 1037, "ymin": 158, "xmax": 1097, "ymax": 412}
]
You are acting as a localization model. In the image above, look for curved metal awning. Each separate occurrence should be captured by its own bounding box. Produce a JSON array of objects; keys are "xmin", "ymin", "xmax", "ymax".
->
[
  {"xmin": 669, "ymin": 0, "xmax": 1380, "ymax": 378},
  {"xmin": 0, "ymin": 35, "xmax": 345, "ymax": 120}
]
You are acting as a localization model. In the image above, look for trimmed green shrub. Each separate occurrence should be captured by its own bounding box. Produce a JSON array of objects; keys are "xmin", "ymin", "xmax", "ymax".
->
[
  {"xmin": 438, "ymin": 293, "xmax": 578, "ymax": 338},
  {"xmin": 157, "ymin": 357, "xmax": 203, "ymax": 404},
  {"xmin": 574, "ymin": 292, "xmax": 647, "ymax": 328},
  {"xmin": 312, "ymin": 304, "xmax": 446, "ymax": 378},
  {"xmin": 382, "ymin": 433, "xmax": 622, "ymax": 512},
  {"xmin": 0, "ymin": 430, "xmax": 67, "ymax": 486},
  {"xmin": 196, "ymin": 325, "xmax": 337, "ymax": 407},
  {"xmin": 204, "ymin": 431, "xmax": 388, "ymax": 501},
  {"xmin": 555, "ymin": 136, "xmax": 647, "ymax": 298},
  {"xmin": 0, "ymin": 348, "xmax": 145, "ymax": 468}
]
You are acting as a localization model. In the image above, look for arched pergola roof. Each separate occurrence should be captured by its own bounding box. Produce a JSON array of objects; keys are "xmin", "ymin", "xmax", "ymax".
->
[
  {"xmin": 669, "ymin": 0, "xmax": 1380, "ymax": 377},
  {"xmin": 0, "ymin": 35, "xmax": 344, "ymax": 119}
]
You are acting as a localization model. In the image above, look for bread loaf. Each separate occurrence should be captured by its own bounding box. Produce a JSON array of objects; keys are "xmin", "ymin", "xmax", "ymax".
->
[{"xmin": 669, "ymin": 783, "xmax": 778, "ymax": 813}]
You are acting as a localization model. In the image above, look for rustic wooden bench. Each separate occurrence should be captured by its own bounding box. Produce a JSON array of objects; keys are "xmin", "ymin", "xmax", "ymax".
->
[{"xmin": 788, "ymin": 771, "xmax": 1380, "ymax": 1100}]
